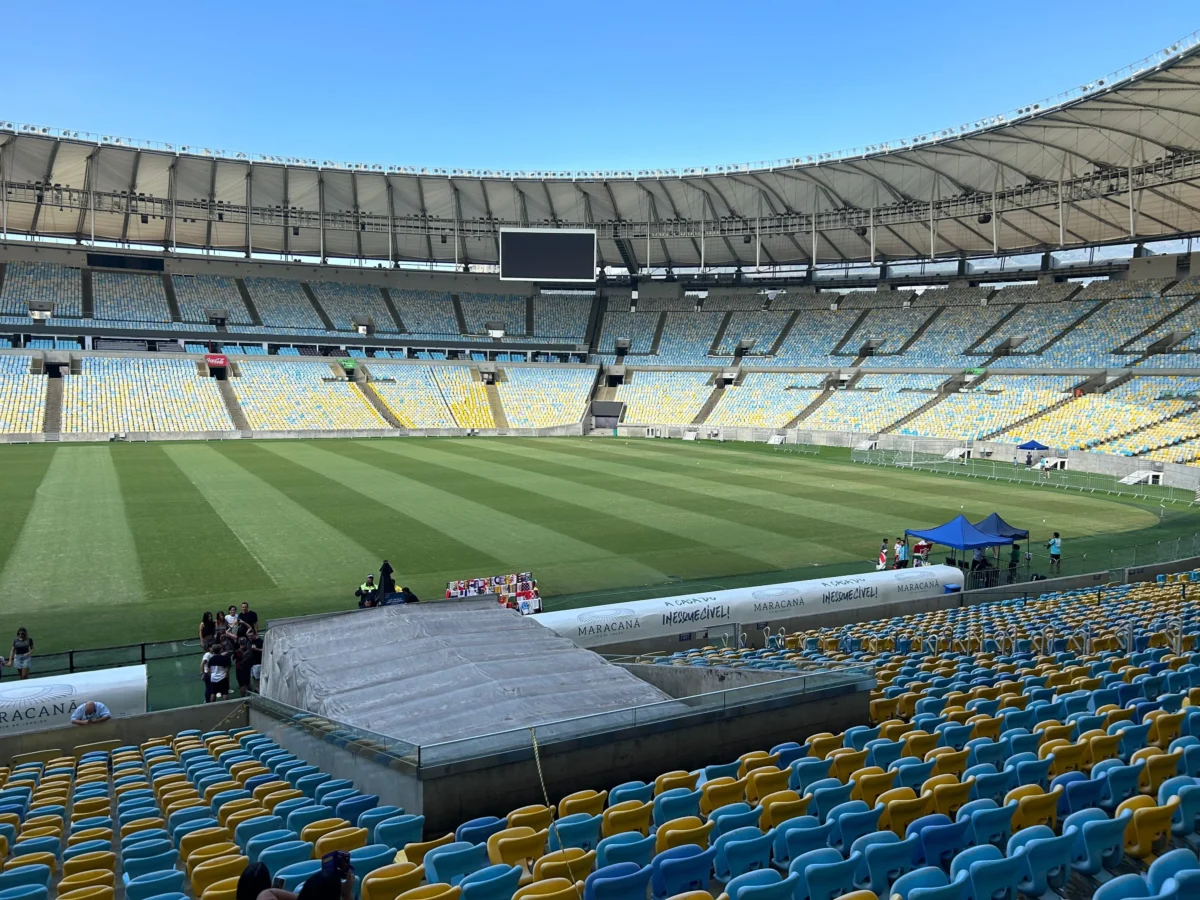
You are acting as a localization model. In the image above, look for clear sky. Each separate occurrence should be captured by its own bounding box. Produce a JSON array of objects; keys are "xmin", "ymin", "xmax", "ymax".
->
[{"xmin": 7, "ymin": 1, "xmax": 1198, "ymax": 172}]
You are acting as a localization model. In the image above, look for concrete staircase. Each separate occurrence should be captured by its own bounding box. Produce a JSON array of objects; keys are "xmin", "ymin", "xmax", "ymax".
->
[
  {"xmin": 354, "ymin": 381, "xmax": 403, "ymax": 428},
  {"xmin": 43, "ymin": 378, "xmax": 63, "ymax": 435},
  {"xmin": 967, "ymin": 303, "xmax": 1024, "ymax": 353},
  {"xmin": 708, "ymin": 312, "xmax": 734, "ymax": 356},
  {"xmin": 217, "ymin": 380, "xmax": 251, "ymax": 431},
  {"xmin": 831, "ymin": 309, "xmax": 872, "ymax": 355},
  {"xmin": 785, "ymin": 389, "xmax": 834, "ymax": 428},
  {"xmin": 450, "ymin": 294, "xmax": 470, "ymax": 335},
  {"xmin": 162, "ymin": 274, "xmax": 182, "ymax": 322},
  {"xmin": 234, "ymin": 279, "xmax": 264, "ymax": 326},
  {"xmin": 485, "ymin": 383, "xmax": 509, "ymax": 429},
  {"xmin": 983, "ymin": 395, "xmax": 1075, "ymax": 441},
  {"xmin": 895, "ymin": 307, "xmax": 944, "ymax": 354},
  {"xmin": 1031, "ymin": 299, "xmax": 1109, "ymax": 354},
  {"xmin": 81, "ymin": 269, "xmax": 94, "ymax": 318},
  {"xmin": 881, "ymin": 392, "xmax": 949, "ymax": 435},
  {"xmin": 378, "ymin": 287, "xmax": 407, "ymax": 332},
  {"xmin": 692, "ymin": 386, "xmax": 725, "ymax": 425},
  {"xmin": 768, "ymin": 311, "xmax": 801, "ymax": 355},
  {"xmin": 1118, "ymin": 293, "xmax": 1200, "ymax": 353},
  {"xmin": 300, "ymin": 283, "xmax": 337, "ymax": 332},
  {"xmin": 648, "ymin": 313, "xmax": 668, "ymax": 355}
]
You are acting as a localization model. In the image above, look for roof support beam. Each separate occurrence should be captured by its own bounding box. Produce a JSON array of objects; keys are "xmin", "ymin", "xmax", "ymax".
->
[
  {"xmin": 28, "ymin": 140, "xmax": 60, "ymax": 236},
  {"xmin": 282, "ymin": 166, "xmax": 291, "ymax": 258},
  {"xmin": 204, "ymin": 158, "xmax": 217, "ymax": 252},
  {"xmin": 119, "ymin": 151, "xmax": 141, "ymax": 245},
  {"xmin": 414, "ymin": 176, "xmax": 434, "ymax": 262},
  {"xmin": 74, "ymin": 147, "xmax": 98, "ymax": 243}
]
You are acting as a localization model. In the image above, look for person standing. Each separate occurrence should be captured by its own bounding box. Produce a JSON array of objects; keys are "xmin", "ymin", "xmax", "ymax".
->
[
  {"xmin": 379, "ymin": 560, "xmax": 396, "ymax": 596},
  {"xmin": 9, "ymin": 628, "xmax": 33, "ymax": 680},
  {"xmin": 1048, "ymin": 533, "xmax": 1062, "ymax": 573},
  {"xmin": 238, "ymin": 602, "xmax": 259, "ymax": 634},
  {"xmin": 199, "ymin": 612, "xmax": 217, "ymax": 645},
  {"xmin": 356, "ymin": 575, "xmax": 379, "ymax": 607},
  {"xmin": 894, "ymin": 537, "xmax": 908, "ymax": 569},
  {"xmin": 1007, "ymin": 542, "xmax": 1021, "ymax": 583},
  {"xmin": 205, "ymin": 643, "xmax": 232, "ymax": 702},
  {"xmin": 877, "ymin": 539, "xmax": 888, "ymax": 570}
]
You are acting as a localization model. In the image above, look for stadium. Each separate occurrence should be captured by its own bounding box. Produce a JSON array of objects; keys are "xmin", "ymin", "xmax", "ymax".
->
[{"xmin": 3, "ymin": 18, "xmax": 1200, "ymax": 900}]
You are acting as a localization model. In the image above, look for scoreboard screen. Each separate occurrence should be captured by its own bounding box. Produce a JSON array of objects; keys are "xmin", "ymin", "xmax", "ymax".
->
[{"xmin": 499, "ymin": 229, "xmax": 596, "ymax": 282}]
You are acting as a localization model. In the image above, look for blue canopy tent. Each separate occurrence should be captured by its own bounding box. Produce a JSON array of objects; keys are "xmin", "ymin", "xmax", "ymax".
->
[
  {"xmin": 972, "ymin": 512, "xmax": 1029, "ymax": 541},
  {"xmin": 906, "ymin": 514, "xmax": 1014, "ymax": 550},
  {"xmin": 1017, "ymin": 440, "xmax": 1049, "ymax": 451}
]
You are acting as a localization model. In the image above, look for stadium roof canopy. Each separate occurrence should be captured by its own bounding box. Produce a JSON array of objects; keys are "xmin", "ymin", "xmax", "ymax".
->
[{"xmin": 4, "ymin": 32, "xmax": 1200, "ymax": 271}]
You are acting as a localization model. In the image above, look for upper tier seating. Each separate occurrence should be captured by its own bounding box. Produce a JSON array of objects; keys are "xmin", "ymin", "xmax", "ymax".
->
[
  {"xmin": 533, "ymin": 296, "xmax": 592, "ymax": 342},
  {"xmin": 0, "ymin": 354, "xmax": 44, "ymax": 433},
  {"xmin": 704, "ymin": 292, "xmax": 765, "ymax": 310},
  {"xmin": 61, "ymin": 357, "xmax": 234, "ymax": 433},
  {"xmin": 771, "ymin": 310, "xmax": 863, "ymax": 366},
  {"xmin": 172, "ymin": 275, "xmax": 254, "ymax": 325},
  {"xmin": 707, "ymin": 373, "xmax": 825, "ymax": 428},
  {"xmin": 879, "ymin": 305, "xmax": 1014, "ymax": 368},
  {"xmin": 1041, "ymin": 298, "xmax": 1185, "ymax": 368},
  {"xmin": 617, "ymin": 371, "xmax": 713, "ymax": 424},
  {"xmin": 459, "ymin": 293, "xmax": 527, "ymax": 337},
  {"xmin": 391, "ymin": 290, "xmax": 461, "ymax": 339},
  {"xmin": 644, "ymin": 312, "xmax": 728, "ymax": 365},
  {"xmin": 636, "ymin": 296, "xmax": 695, "ymax": 311},
  {"xmin": 308, "ymin": 283, "xmax": 400, "ymax": 334},
  {"xmin": 242, "ymin": 279, "xmax": 327, "ymax": 331},
  {"xmin": 0, "ymin": 262, "xmax": 84, "ymax": 317},
  {"xmin": 800, "ymin": 375, "xmax": 942, "ymax": 434},
  {"xmin": 498, "ymin": 367, "xmax": 595, "ymax": 428},
  {"xmin": 717, "ymin": 312, "xmax": 793, "ymax": 357},
  {"xmin": 848, "ymin": 308, "xmax": 936, "ymax": 355},
  {"xmin": 596, "ymin": 312, "xmax": 657, "ymax": 356},
  {"xmin": 232, "ymin": 361, "xmax": 385, "ymax": 430},
  {"xmin": 897, "ymin": 375, "xmax": 1078, "ymax": 441},
  {"xmin": 92, "ymin": 273, "xmax": 172, "ymax": 324},
  {"xmin": 982, "ymin": 302, "xmax": 1098, "ymax": 356}
]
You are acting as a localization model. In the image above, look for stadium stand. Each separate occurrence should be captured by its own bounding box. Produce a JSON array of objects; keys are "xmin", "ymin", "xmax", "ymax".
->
[
  {"xmin": 308, "ymin": 282, "xmax": 400, "ymax": 334},
  {"xmin": 643, "ymin": 311, "xmax": 728, "ymax": 365},
  {"xmin": 532, "ymin": 296, "xmax": 592, "ymax": 342},
  {"xmin": 368, "ymin": 364, "xmax": 457, "ymax": 428},
  {"xmin": 242, "ymin": 279, "xmax": 327, "ymax": 331},
  {"xmin": 390, "ymin": 290, "xmax": 461, "ymax": 339},
  {"xmin": 770, "ymin": 310, "xmax": 862, "ymax": 366},
  {"xmin": 703, "ymin": 292, "xmax": 765, "ymax": 310},
  {"xmin": 232, "ymin": 360, "xmax": 385, "ymax": 430},
  {"xmin": 636, "ymin": 296, "xmax": 695, "ymax": 311},
  {"xmin": 61, "ymin": 357, "xmax": 235, "ymax": 433},
  {"xmin": 897, "ymin": 375, "xmax": 1078, "ymax": 441},
  {"xmin": 878, "ymin": 305, "xmax": 1014, "ymax": 369},
  {"xmin": 596, "ymin": 311, "xmax": 657, "ymax": 356},
  {"xmin": 716, "ymin": 312, "xmax": 793, "ymax": 357},
  {"xmin": 498, "ymin": 367, "xmax": 595, "ymax": 428},
  {"xmin": 800, "ymin": 375, "xmax": 942, "ymax": 433},
  {"xmin": 435, "ymin": 366, "xmax": 495, "ymax": 429},
  {"xmin": 1040, "ymin": 297, "xmax": 1185, "ymax": 368},
  {"xmin": 172, "ymin": 275, "xmax": 254, "ymax": 325},
  {"xmin": 459, "ymin": 293, "xmax": 527, "ymax": 337},
  {"xmin": 707, "ymin": 372, "xmax": 826, "ymax": 428},
  {"xmin": 979, "ymin": 300, "xmax": 1097, "ymax": 358},
  {"xmin": 91, "ymin": 272, "xmax": 172, "ymax": 324},
  {"xmin": 848, "ymin": 307, "xmax": 934, "ymax": 354},
  {"xmin": 0, "ymin": 262, "xmax": 84, "ymax": 317},
  {"xmin": 0, "ymin": 354, "xmax": 45, "ymax": 432},
  {"xmin": 617, "ymin": 371, "xmax": 713, "ymax": 424}
]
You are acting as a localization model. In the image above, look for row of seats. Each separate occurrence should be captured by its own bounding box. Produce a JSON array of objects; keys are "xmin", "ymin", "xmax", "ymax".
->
[
  {"xmin": 232, "ymin": 361, "xmax": 386, "ymax": 431},
  {"xmin": 498, "ymin": 368, "xmax": 596, "ymax": 429},
  {"xmin": 61, "ymin": 358, "xmax": 234, "ymax": 434},
  {"xmin": 172, "ymin": 276, "xmax": 254, "ymax": 326},
  {"xmin": 896, "ymin": 376, "xmax": 1077, "ymax": 442},
  {"xmin": 707, "ymin": 374, "xmax": 825, "ymax": 429},
  {"xmin": 0, "ymin": 355, "xmax": 44, "ymax": 433},
  {"xmin": 92, "ymin": 274, "xmax": 172, "ymax": 325},
  {"xmin": 617, "ymin": 373, "xmax": 713, "ymax": 425}
]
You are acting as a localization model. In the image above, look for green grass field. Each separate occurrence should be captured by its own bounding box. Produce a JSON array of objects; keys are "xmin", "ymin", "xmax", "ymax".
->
[{"xmin": 1, "ymin": 436, "xmax": 1197, "ymax": 655}]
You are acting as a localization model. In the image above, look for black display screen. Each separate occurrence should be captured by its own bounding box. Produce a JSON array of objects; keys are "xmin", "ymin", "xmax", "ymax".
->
[{"xmin": 500, "ymin": 230, "xmax": 596, "ymax": 282}]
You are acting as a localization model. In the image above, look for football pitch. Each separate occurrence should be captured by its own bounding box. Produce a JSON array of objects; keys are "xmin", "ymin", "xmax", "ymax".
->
[{"xmin": 1, "ymin": 436, "xmax": 1196, "ymax": 654}]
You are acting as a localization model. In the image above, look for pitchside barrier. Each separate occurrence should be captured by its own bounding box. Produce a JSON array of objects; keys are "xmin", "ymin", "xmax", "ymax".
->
[{"xmin": 1, "ymin": 423, "xmax": 586, "ymax": 444}]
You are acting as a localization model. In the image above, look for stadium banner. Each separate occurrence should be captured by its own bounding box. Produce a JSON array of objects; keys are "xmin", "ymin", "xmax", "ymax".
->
[
  {"xmin": 531, "ymin": 566, "xmax": 964, "ymax": 650},
  {"xmin": 205, "ymin": 354, "xmax": 228, "ymax": 367},
  {"xmin": 0, "ymin": 665, "xmax": 148, "ymax": 735}
]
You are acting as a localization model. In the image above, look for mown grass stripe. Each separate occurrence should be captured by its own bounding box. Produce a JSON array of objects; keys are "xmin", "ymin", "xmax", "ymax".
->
[
  {"xmin": 351, "ymin": 439, "xmax": 776, "ymax": 576},
  {"xmin": 0, "ymin": 446, "xmax": 145, "ymax": 614},
  {"xmin": 0, "ymin": 445, "xmax": 55, "ymax": 577},
  {"xmin": 164, "ymin": 443, "xmax": 380, "ymax": 592},
  {"xmin": 261, "ymin": 441, "xmax": 668, "ymax": 593},
  {"xmin": 110, "ymin": 444, "xmax": 277, "ymax": 601}
]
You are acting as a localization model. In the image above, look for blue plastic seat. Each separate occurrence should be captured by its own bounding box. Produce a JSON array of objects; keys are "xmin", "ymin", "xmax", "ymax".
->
[
  {"xmin": 321, "ymin": 789, "xmax": 360, "ymax": 811},
  {"xmin": 375, "ymin": 814, "xmax": 426, "ymax": 852},
  {"xmin": 0, "ymin": 887, "xmax": 49, "ymax": 900},
  {"xmin": 858, "ymin": 832, "xmax": 920, "ymax": 897},
  {"xmin": 173, "ymin": 817, "xmax": 219, "ymax": 845},
  {"xmin": 917, "ymin": 819, "xmax": 970, "ymax": 873},
  {"xmin": 296, "ymin": 772, "xmax": 332, "ymax": 798},
  {"xmin": 275, "ymin": 860, "xmax": 323, "ymax": 892},
  {"xmin": 608, "ymin": 782, "xmax": 653, "ymax": 807},
  {"xmin": 1109, "ymin": 721, "xmax": 1152, "ymax": 758},
  {"xmin": 781, "ymin": 817, "xmax": 834, "ymax": 864},
  {"xmin": 1157, "ymin": 775, "xmax": 1200, "ymax": 836},
  {"xmin": 1093, "ymin": 873, "xmax": 1155, "ymax": 900},
  {"xmin": 314, "ymin": 779, "xmax": 355, "ymax": 805},
  {"xmin": 596, "ymin": 832, "xmax": 656, "ymax": 869},
  {"xmin": 970, "ymin": 769, "xmax": 1015, "ymax": 806},
  {"xmin": 424, "ymin": 841, "xmax": 489, "ymax": 886},
  {"xmin": 728, "ymin": 870, "xmax": 801, "ymax": 900},
  {"xmin": 951, "ymin": 844, "xmax": 1023, "ymax": 900},
  {"xmin": 0, "ymin": 867, "xmax": 52, "ymax": 892},
  {"xmin": 211, "ymin": 789, "xmax": 251, "ymax": 813},
  {"xmin": 890, "ymin": 866, "xmax": 956, "ymax": 900},
  {"xmin": 122, "ymin": 848, "xmax": 181, "ymax": 883},
  {"xmin": 709, "ymin": 804, "xmax": 761, "ymax": 843},
  {"xmin": 11, "ymin": 837, "xmax": 59, "ymax": 859},
  {"xmin": 713, "ymin": 826, "xmax": 773, "ymax": 883},
  {"xmin": 284, "ymin": 765, "xmax": 320, "ymax": 787},
  {"xmin": 123, "ymin": 837, "xmax": 174, "ymax": 860},
  {"xmin": 235, "ymin": 814, "xmax": 285, "ymax": 850},
  {"xmin": 891, "ymin": 760, "xmax": 937, "ymax": 793},
  {"xmin": 273, "ymin": 797, "xmax": 316, "ymax": 823},
  {"xmin": 789, "ymin": 758, "xmax": 833, "ymax": 794},
  {"xmin": 865, "ymin": 740, "xmax": 903, "ymax": 772},
  {"xmin": 286, "ymin": 804, "xmax": 335, "ymax": 836},
  {"xmin": 1064, "ymin": 808, "xmax": 1129, "ymax": 876},
  {"xmin": 649, "ymin": 843, "xmax": 716, "ymax": 900},
  {"xmin": 548, "ymin": 813, "xmax": 602, "ymax": 852},
  {"xmin": 653, "ymin": 788, "xmax": 702, "ymax": 827},
  {"xmin": 583, "ymin": 862, "xmax": 653, "ymax": 900},
  {"xmin": 956, "ymin": 800, "xmax": 1015, "ymax": 850},
  {"xmin": 125, "ymin": 869, "xmax": 187, "ymax": 900},
  {"xmin": 1093, "ymin": 760, "xmax": 1145, "ymax": 812},
  {"xmin": 62, "ymin": 839, "xmax": 112, "ymax": 861},
  {"xmin": 800, "ymin": 848, "xmax": 860, "ymax": 900},
  {"xmin": 809, "ymin": 781, "xmax": 854, "ymax": 822},
  {"xmin": 246, "ymin": 828, "xmax": 298, "ymax": 863},
  {"xmin": 1148, "ymin": 847, "xmax": 1200, "ymax": 894},
  {"xmin": 460, "ymin": 864, "xmax": 523, "ymax": 900},
  {"xmin": 455, "ymin": 815, "xmax": 505, "ymax": 846},
  {"xmin": 1008, "ymin": 825, "xmax": 1073, "ymax": 897},
  {"xmin": 258, "ymin": 840, "xmax": 316, "ymax": 879},
  {"xmin": 827, "ymin": 802, "xmax": 881, "ymax": 854}
]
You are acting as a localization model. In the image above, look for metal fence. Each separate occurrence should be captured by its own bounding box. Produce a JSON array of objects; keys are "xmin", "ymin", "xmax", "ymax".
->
[{"xmin": 852, "ymin": 447, "xmax": 1198, "ymax": 505}]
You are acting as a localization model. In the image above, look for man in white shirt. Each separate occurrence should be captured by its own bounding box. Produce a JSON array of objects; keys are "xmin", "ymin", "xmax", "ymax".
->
[{"xmin": 71, "ymin": 701, "xmax": 111, "ymax": 726}]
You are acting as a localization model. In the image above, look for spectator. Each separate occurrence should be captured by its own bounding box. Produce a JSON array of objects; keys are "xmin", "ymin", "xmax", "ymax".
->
[
  {"xmin": 877, "ymin": 539, "xmax": 888, "ymax": 570},
  {"xmin": 205, "ymin": 642, "xmax": 232, "ymax": 702},
  {"xmin": 1048, "ymin": 532, "xmax": 1062, "ymax": 573},
  {"xmin": 894, "ymin": 537, "xmax": 908, "ymax": 569},
  {"xmin": 399, "ymin": 586, "xmax": 420, "ymax": 604},
  {"xmin": 9, "ymin": 628, "xmax": 33, "ymax": 680},
  {"xmin": 199, "ymin": 611, "xmax": 216, "ymax": 645},
  {"xmin": 70, "ymin": 700, "xmax": 111, "ymax": 726},
  {"xmin": 380, "ymin": 560, "xmax": 396, "ymax": 595},
  {"xmin": 356, "ymin": 575, "xmax": 379, "ymax": 608},
  {"xmin": 238, "ymin": 863, "xmax": 272, "ymax": 900},
  {"xmin": 250, "ymin": 632, "xmax": 264, "ymax": 690},
  {"xmin": 239, "ymin": 602, "xmax": 259, "ymax": 634},
  {"xmin": 256, "ymin": 867, "xmax": 353, "ymax": 900},
  {"xmin": 1008, "ymin": 542, "xmax": 1021, "ymax": 583},
  {"xmin": 1025, "ymin": 452, "xmax": 1033, "ymax": 467},
  {"xmin": 971, "ymin": 547, "xmax": 988, "ymax": 571},
  {"xmin": 224, "ymin": 605, "xmax": 239, "ymax": 633},
  {"xmin": 234, "ymin": 632, "xmax": 255, "ymax": 698}
]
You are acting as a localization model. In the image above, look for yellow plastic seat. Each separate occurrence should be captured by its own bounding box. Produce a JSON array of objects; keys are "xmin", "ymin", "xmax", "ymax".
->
[
  {"xmin": 1131, "ymin": 748, "xmax": 1183, "ymax": 794},
  {"xmin": 216, "ymin": 799, "xmax": 259, "ymax": 827},
  {"xmin": 1042, "ymin": 741, "xmax": 1086, "ymax": 778},
  {"xmin": 654, "ymin": 771, "xmax": 700, "ymax": 795},
  {"xmin": 699, "ymin": 779, "xmax": 746, "ymax": 815},
  {"xmin": 1148, "ymin": 710, "xmax": 1187, "ymax": 747},
  {"xmin": 314, "ymin": 826, "xmax": 369, "ymax": 857},
  {"xmin": 397, "ymin": 833, "xmax": 454, "ymax": 865},
  {"xmin": 853, "ymin": 770, "xmax": 898, "ymax": 808},
  {"xmin": 396, "ymin": 885, "xmax": 462, "ymax": 900},
  {"xmin": 557, "ymin": 790, "xmax": 607, "ymax": 819},
  {"xmin": 507, "ymin": 805, "xmax": 554, "ymax": 832},
  {"xmin": 204, "ymin": 782, "xmax": 241, "ymax": 805},
  {"xmin": 532, "ymin": 849, "xmax": 596, "ymax": 882},
  {"xmin": 22, "ymin": 815, "xmax": 64, "ymax": 833},
  {"xmin": 879, "ymin": 793, "xmax": 934, "ymax": 837},
  {"xmin": 263, "ymin": 788, "xmax": 304, "ymax": 813},
  {"xmin": 759, "ymin": 791, "xmax": 809, "ymax": 829},
  {"xmin": 828, "ymin": 750, "xmax": 869, "ymax": 784},
  {"xmin": 3, "ymin": 852, "xmax": 56, "ymax": 874},
  {"xmin": 165, "ymin": 797, "xmax": 207, "ymax": 820},
  {"xmin": 72, "ymin": 797, "xmax": 111, "ymax": 817},
  {"xmin": 745, "ymin": 767, "xmax": 790, "ymax": 805},
  {"xmin": 486, "ymin": 827, "xmax": 549, "ymax": 877},
  {"xmin": 225, "ymin": 807, "xmax": 270, "ymax": 834},
  {"xmin": 926, "ymin": 749, "xmax": 970, "ymax": 779},
  {"xmin": 512, "ymin": 879, "xmax": 582, "ymax": 900},
  {"xmin": 600, "ymin": 801, "xmax": 651, "ymax": 838},
  {"xmin": 200, "ymin": 875, "xmax": 243, "ymax": 900},
  {"xmin": 924, "ymin": 778, "xmax": 973, "ymax": 819},
  {"xmin": 120, "ymin": 817, "xmax": 166, "ymax": 839},
  {"xmin": 1005, "ymin": 785, "xmax": 1062, "ymax": 831},
  {"xmin": 179, "ymin": 827, "xmax": 233, "ymax": 862},
  {"xmin": 251, "ymin": 781, "xmax": 290, "ymax": 803},
  {"xmin": 186, "ymin": 842, "xmax": 239, "ymax": 875},
  {"xmin": 57, "ymin": 887, "xmax": 115, "ymax": 900},
  {"xmin": 301, "ymin": 818, "xmax": 350, "ymax": 845},
  {"xmin": 901, "ymin": 732, "xmax": 938, "ymax": 760},
  {"xmin": 61, "ymin": 851, "xmax": 116, "ymax": 877},
  {"xmin": 362, "ymin": 862, "xmax": 426, "ymax": 900},
  {"xmin": 1117, "ymin": 795, "xmax": 1179, "ymax": 859},
  {"xmin": 68, "ymin": 828, "xmax": 113, "ymax": 847},
  {"xmin": 192, "ymin": 854, "xmax": 249, "ymax": 896},
  {"xmin": 1084, "ymin": 734, "xmax": 1123, "ymax": 771},
  {"xmin": 654, "ymin": 817, "xmax": 714, "ymax": 855},
  {"xmin": 18, "ymin": 826, "xmax": 62, "ymax": 842},
  {"xmin": 57, "ymin": 870, "xmax": 116, "ymax": 893}
]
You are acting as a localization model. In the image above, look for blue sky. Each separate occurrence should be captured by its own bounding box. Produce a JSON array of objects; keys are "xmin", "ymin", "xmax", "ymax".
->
[{"xmin": 7, "ymin": 1, "xmax": 1198, "ymax": 171}]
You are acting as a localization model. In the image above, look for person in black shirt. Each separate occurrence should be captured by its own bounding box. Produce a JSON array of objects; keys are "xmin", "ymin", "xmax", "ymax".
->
[
  {"xmin": 379, "ymin": 560, "xmax": 395, "ymax": 595},
  {"xmin": 239, "ymin": 603, "xmax": 259, "ymax": 634},
  {"xmin": 250, "ymin": 634, "xmax": 264, "ymax": 691},
  {"xmin": 399, "ymin": 586, "xmax": 419, "ymax": 604},
  {"xmin": 234, "ymin": 634, "xmax": 255, "ymax": 698},
  {"xmin": 199, "ymin": 612, "xmax": 217, "ymax": 645},
  {"xmin": 205, "ymin": 643, "xmax": 232, "ymax": 702}
]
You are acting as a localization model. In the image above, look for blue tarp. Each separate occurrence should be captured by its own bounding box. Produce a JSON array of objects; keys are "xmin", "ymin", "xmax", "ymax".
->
[
  {"xmin": 972, "ymin": 512, "xmax": 1029, "ymax": 540},
  {"xmin": 906, "ymin": 514, "xmax": 1014, "ymax": 550},
  {"xmin": 1017, "ymin": 440, "xmax": 1050, "ymax": 451}
]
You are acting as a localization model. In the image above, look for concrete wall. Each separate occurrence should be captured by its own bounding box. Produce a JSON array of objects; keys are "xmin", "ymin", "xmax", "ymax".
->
[
  {"xmin": 618, "ymin": 663, "xmax": 796, "ymax": 697},
  {"xmin": 0, "ymin": 700, "xmax": 247, "ymax": 765}
]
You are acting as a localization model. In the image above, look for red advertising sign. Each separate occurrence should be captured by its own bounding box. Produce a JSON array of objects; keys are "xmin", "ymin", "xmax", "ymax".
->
[{"xmin": 205, "ymin": 354, "xmax": 228, "ymax": 367}]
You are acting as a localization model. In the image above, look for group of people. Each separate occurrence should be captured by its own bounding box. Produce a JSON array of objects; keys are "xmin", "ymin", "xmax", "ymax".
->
[
  {"xmin": 355, "ymin": 560, "xmax": 419, "ymax": 608},
  {"xmin": 198, "ymin": 603, "xmax": 262, "ymax": 703},
  {"xmin": 877, "ymin": 537, "xmax": 931, "ymax": 570}
]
